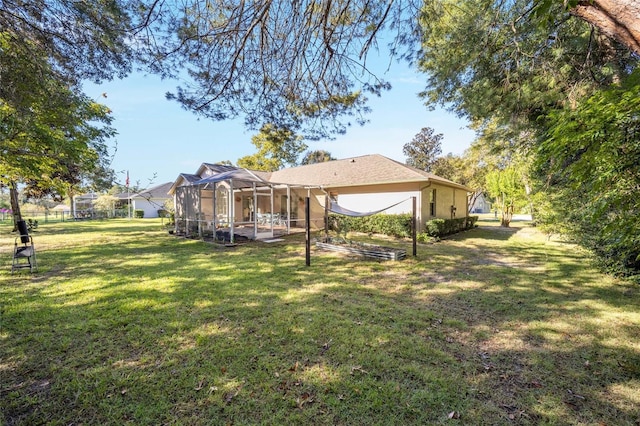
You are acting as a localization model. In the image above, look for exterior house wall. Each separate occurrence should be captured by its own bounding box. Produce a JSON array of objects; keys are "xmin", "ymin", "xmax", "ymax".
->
[
  {"xmin": 132, "ymin": 199, "xmax": 160, "ymax": 218},
  {"xmin": 170, "ymin": 156, "xmax": 473, "ymax": 240},
  {"xmin": 322, "ymin": 182, "xmax": 424, "ymax": 231},
  {"xmin": 469, "ymin": 192, "xmax": 491, "ymax": 213},
  {"xmin": 428, "ymin": 183, "xmax": 468, "ymax": 220},
  {"xmin": 322, "ymin": 181, "xmax": 468, "ymax": 232}
]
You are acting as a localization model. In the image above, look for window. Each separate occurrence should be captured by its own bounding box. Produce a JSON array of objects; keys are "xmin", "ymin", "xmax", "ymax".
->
[{"xmin": 430, "ymin": 189, "xmax": 436, "ymax": 216}]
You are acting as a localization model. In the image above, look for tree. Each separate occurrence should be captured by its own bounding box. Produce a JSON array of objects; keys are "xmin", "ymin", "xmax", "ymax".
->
[
  {"xmin": 0, "ymin": 1, "xmax": 136, "ymax": 85},
  {"xmin": 534, "ymin": 0, "xmax": 640, "ymax": 55},
  {"xmin": 0, "ymin": 34, "xmax": 116, "ymax": 225},
  {"xmin": 403, "ymin": 127, "xmax": 443, "ymax": 172},
  {"xmin": 418, "ymin": 0, "xmax": 636, "ymax": 138},
  {"xmin": 237, "ymin": 124, "xmax": 307, "ymax": 172},
  {"xmin": 430, "ymin": 154, "xmax": 464, "ymax": 182},
  {"xmin": 140, "ymin": 0, "xmax": 421, "ymax": 139},
  {"xmin": 417, "ymin": 0, "xmax": 639, "ymax": 275},
  {"xmin": 485, "ymin": 167, "xmax": 526, "ymax": 227},
  {"xmin": 300, "ymin": 150, "xmax": 336, "ymax": 165},
  {"xmin": 534, "ymin": 70, "xmax": 640, "ymax": 277}
]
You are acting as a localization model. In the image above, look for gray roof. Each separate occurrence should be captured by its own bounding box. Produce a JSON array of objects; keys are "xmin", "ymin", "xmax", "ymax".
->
[
  {"xmin": 131, "ymin": 182, "xmax": 173, "ymax": 199},
  {"xmin": 171, "ymin": 155, "xmax": 472, "ymax": 193},
  {"xmin": 268, "ymin": 154, "xmax": 472, "ymax": 191}
]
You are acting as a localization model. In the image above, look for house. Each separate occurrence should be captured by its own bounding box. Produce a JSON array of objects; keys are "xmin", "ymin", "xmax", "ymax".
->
[
  {"xmin": 122, "ymin": 182, "xmax": 173, "ymax": 218},
  {"xmin": 72, "ymin": 183, "xmax": 173, "ymax": 219},
  {"xmin": 469, "ymin": 191, "xmax": 492, "ymax": 214},
  {"xmin": 169, "ymin": 154, "xmax": 473, "ymax": 242}
]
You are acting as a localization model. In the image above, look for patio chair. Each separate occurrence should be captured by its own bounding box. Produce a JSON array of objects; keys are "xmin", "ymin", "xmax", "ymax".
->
[{"xmin": 12, "ymin": 220, "xmax": 37, "ymax": 273}]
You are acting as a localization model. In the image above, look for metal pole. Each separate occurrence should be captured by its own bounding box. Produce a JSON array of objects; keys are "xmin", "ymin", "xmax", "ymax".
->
[
  {"xmin": 324, "ymin": 194, "xmax": 329, "ymax": 242},
  {"xmin": 305, "ymin": 197, "xmax": 310, "ymax": 266},
  {"xmin": 412, "ymin": 196, "xmax": 417, "ymax": 257}
]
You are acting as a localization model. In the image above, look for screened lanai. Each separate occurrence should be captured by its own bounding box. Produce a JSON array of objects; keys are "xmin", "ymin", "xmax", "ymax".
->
[{"xmin": 172, "ymin": 167, "xmax": 324, "ymax": 243}]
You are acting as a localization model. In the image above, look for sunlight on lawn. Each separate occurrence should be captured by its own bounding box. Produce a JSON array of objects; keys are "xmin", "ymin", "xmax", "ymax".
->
[{"xmin": 1, "ymin": 219, "xmax": 639, "ymax": 425}]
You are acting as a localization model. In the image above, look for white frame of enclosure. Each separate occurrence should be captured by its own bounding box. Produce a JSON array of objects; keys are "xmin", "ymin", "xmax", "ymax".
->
[{"xmin": 174, "ymin": 172, "xmax": 315, "ymax": 243}]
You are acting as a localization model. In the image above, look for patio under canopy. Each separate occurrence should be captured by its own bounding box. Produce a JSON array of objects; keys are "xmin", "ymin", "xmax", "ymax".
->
[{"xmin": 172, "ymin": 167, "xmax": 322, "ymax": 243}]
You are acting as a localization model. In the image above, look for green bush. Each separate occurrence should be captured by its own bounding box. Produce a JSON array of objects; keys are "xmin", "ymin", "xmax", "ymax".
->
[
  {"xmin": 157, "ymin": 209, "xmax": 169, "ymax": 218},
  {"xmin": 328, "ymin": 213, "xmax": 412, "ymax": 238},
  {"xmin": 327, "ymin": 213, "xmax": 478, "ymax": 239},
  {"xmin": 424, "ymin": 219, "xmax": 446, "ymax": 237},
  {"xmin": 134, "ymin": 209, "xmax": 144, "ymax": 218},
  {"xmin": 26, "ymin": 218, "xmax": 39, "ymax": 231},
  {"xmin": 416, "ymin": 232, "xmax": 436, "ymax": 243},
  {"xmin": 424, "ymin": 216, "xmax": 478, "ymax": 238}
]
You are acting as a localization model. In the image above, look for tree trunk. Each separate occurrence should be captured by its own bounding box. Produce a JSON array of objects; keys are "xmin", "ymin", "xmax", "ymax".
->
[
  {"xmin": 501, "ymin": 203, "xmax": 514, "ymax": 227},
  {"xmin": 572, "ymin": 0, "xmax": 640, "ymax": 55},
  {"xmin": 68, "ymin": 186, "xmax": 76, "ymax": 219},
  {"xmin": 467, "ymin": 191, "xmax": 481, "ymax": 214},
  {"xmin": 9, "ymin": 181, "xmax": 22, "ymax": 231}
]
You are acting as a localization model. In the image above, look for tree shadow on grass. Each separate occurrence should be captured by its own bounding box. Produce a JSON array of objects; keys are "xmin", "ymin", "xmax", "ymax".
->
[{"xmin": 1, "ymin": 223, "xmax": 639, "ymax": 424}]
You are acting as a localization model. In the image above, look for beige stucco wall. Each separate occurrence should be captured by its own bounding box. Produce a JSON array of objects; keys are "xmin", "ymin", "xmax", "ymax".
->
[
  {"xmin": 323, "ymin": 182, "xmax": 425, "ymax": 231},
  {"xmin": 421, "ymin": 183, "xmax": 470, "ymax": 230},
  {"xmin": 423, "ymin": 183, "xmax": 469, "ymax": 222}
]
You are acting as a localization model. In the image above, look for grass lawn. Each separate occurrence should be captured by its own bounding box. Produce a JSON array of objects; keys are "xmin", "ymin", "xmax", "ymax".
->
[{"xmin": 1, "ymin": 219, "xmax": 639, "ymax": 425}]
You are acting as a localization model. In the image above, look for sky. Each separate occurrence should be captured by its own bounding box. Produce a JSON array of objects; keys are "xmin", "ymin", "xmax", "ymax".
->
[{"xmin": 84, "ymin": 58, "xmax": 476, "ymax": 188}]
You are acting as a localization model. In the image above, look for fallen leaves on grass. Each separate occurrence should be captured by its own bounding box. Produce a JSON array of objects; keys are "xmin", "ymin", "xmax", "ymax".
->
[
  {"xmin": 350, "ymin": 365, "xmax": 368, "ymax": 375},
  {"xmin": 296, "ymin": 392, "xmax": 315, "ymax": 409}
]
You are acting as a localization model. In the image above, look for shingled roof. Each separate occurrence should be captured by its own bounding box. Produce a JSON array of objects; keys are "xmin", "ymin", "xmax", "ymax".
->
[
  {"xmin": 170, "ymin": 155, "xmax": 472, "ymax": 193},
  {"xmin": 268, "ymin": 154, "xmax": 472, "ymax": 191},
  {"xmin": 132, "ymin": 182, "xmax": 173, "ymax": 199}
]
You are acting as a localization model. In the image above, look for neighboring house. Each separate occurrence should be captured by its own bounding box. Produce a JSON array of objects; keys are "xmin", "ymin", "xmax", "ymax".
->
[
  {"xmin": 73, "ymin": 183, "xmax": 173, "ymax": 219},
  {"xmin": 170, "ymin": 154, "xmax": 473, "ymax": 241},
  {"xmin": 72, "ymin": 192, "xmax": 100, "ymax": 217},
  {"xmin": 124, "ymin": 182, "xmax": 173, "ymax": 218},
  {"xmin": 469, "ymin": 191, "xmax": 492, "ymax": 214}
]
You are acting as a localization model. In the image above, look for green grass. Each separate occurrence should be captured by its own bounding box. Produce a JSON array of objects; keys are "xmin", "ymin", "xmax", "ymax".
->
[{"xmin": 1, "ymin": 219, "xmax": 639, "ymax": 425}]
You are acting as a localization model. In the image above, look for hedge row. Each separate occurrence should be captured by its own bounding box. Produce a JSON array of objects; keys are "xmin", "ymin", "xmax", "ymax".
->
[
  {"xmin": 327, "ymin": 213, "xmax": 479, "ymax": 239},
  {"xmin": 424, "ymin": 216, "xmax": 478, "ymax": 237},
  {"xmin": 328, "ymin": 213, "xmax": 413, "ymax": 238}
]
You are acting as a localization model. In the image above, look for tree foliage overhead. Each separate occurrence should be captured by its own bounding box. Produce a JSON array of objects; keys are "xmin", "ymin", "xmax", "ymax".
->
[
  {"xmin": 403, "ymin": 127, "xmax": 442, "ymax": 172},
  {"xmin": 0, "ymin": 0, "xmax": 136, "ymax": 84},
  {"xmin": 141, "ymin": 0, "xmax": 421, "ymax": 139},
  {"xmin": 418, "ymin": 0, "xmax": 636, "ymax": 138},
  {"xmin": 535, "ymin": 0, "xmax": 640, "ymax": 55}
]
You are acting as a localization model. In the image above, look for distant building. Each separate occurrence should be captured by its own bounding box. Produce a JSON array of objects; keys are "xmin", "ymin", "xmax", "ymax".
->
[{"xmin": 469, "ymin": 191, "xmax": 491, "ymax": 214}]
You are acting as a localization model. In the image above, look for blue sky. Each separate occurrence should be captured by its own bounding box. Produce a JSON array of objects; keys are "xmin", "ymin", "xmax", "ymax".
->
[{"xmin": 85, "ymin": 59, "xmax": 475, "ymax": 188}]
